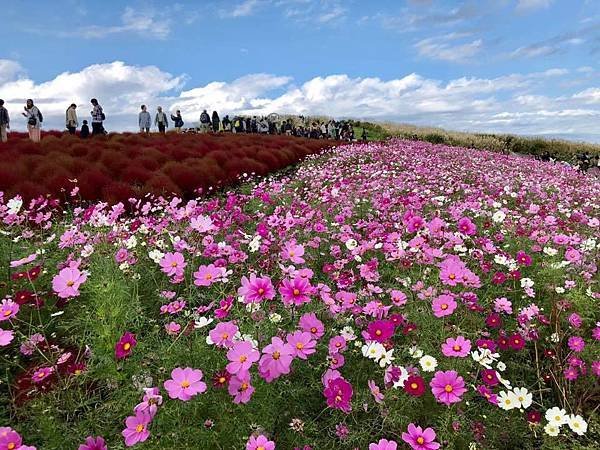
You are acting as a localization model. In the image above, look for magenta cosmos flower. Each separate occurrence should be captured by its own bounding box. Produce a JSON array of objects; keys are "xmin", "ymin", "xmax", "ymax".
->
[
  {"xmin": 368, "ymin": 380, "xmax": 385, "ymax": 403},
  {"xmin": 0, "ymin": 329, "xmax": 14, "ymax": 346},
  {"xmin": 209, "ymin": 321, "xmax": 238, "ymax": 348},
  {"xmin": 164, "ymin": 367, "xmax": 207, "ymax": 401},
  {"xmin": 0, "ymin": 427, "xmax": 22, "ymax": 450},
  {"xmin": 367, "ymin": 320, "xmax": 395, "ymax": 343},
  {"xmin": 286, "ymin": 331, "xmax": 316, "ymax": 359},
  {"xmin": 115, "ymin": 332, "xmax": 137, "ymax": 360},
  {"xmin": 431, "ymin": 294, "xmax": 457, "ymax": 318},
  {"xmin": 228, "ymin": 372, "xmax": 255, "ymax": 404},
  {"xmin": 121, "ymin": 411, "xmax": 151, "ymax": 447},
  {"xmin": 401, "ymin": 423, "xmax": 440, "ymax": 450},
  {"xmin": 246, "ymin": 434, "xmax": 275, "ymax": 450},
  {"xmin": 457, "ymin": 217, "xmax": 477, "ymax": 235},
  {"xmin": 32, "ymin": 366, "xmax": 54, "ymax": 383},
  {"xmin": 281, "ymin": 241, "xmax": 305, "ymax": 264},
  {"xmin": 259, "ymin": 336, "xmax": 294, "ymax": 381},
  {"xmin": 369, "ymin": 438, "xmax": 397, "ymax": 450},
  {"xmin": 279, "ymin": 276, "xmax": 311, "ymax": 307},
  {"xmin": 52, "ymin": 267, "xmax": 87, "ymax": 299},
  {"xmin": 193, "ymin": 264, "xmax": 223, "ymax": 287},
  {"xmin": 568, "ymin": 336, "xmax": 585, "ymax": 353},
  {"xmin": 430, "ymin": 370, "xmax": 467, "ymax": 406},
  {"xmin": 159, "ymin": 252, "xmax": 186, "ymax": 278},
  {"xmin": 238, "ymin": 274, "xmax": 275, "ymax": 304},
  {"xmin": 441, "ymin": 336, "xmax": 472, "ymax": 358},
  {"xmin": 0, "ymin": 299, "xmax": 19, "ymax": 322},
  {"xmin": 226, "ymin": 340, "xmax": 260, "ymax": 375},
  {"xmin": 134, "ymin": 387, "xmax": 163, "ymax": 418},
  {"xmin": 78, "ymin": 436, "xmax": 107, "ymax": 450},
  {"xmin": 323, "ymin": 377, "xmax": 353, "ymax": 413}
]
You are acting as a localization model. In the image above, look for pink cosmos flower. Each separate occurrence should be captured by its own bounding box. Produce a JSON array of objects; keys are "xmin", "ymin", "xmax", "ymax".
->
[
  {"xmin": 328, "ymin": 336, "xmax": 347, "ymax": 354},
  {"xmin": 163, "ymin": 367, "xmax": 207, "ymax": 401},
  {"xmin": 0, "ymin": 428, "xmax": 22, "ymax": 450},
  {"xmin": 568, "ymin": 313, "xmax": 582, "ymax": 328},
  {"xmin": 226, "ymin": 341, "xmax": 260, "ymax": 375},
  {"xmin": 515, "ymin": 251, "xmax": 532, "ymax": 266},
  {"xmin": 299, "ymin": 312, "xmax": 324, "ymax": 339},
  {"xmin": 430, "ymin": 370, "xmax": 467, "ymax": 406},
  {"xmin": 209, "ymin": 321, "xmax": 238, "ymax": 348},
  {"xmin": 193, "ymin": 264, "xmax": 223, "ymax": 287},
  {"xmin": 279, "ymin": 277, "xmax": 312, "ymax": 307},
  {"xmin": 10, "ymin": 253, "xmax": 37, "ymax": 268},
  {"xmin": 78, "ymin": 436, "xmax": 108, "ymax": 450},
  {"xmin": 134, "ymin": 387, "xmax": 163, "ymax": 418},
  {"xmin": 159, "ymin": 252, "xmax": 186, "ymax": 277},
  {"xmin": 259, "ymin": 336, "xmax": 294, "ymax": 381},
  {"xmin": 286, "ymin": 331, "xmax": 316, "ymax": 359},
  {"xmin": 52, "ymin": 267, "xmax": 87, "ymax": 299},
  {"xmin": 246, "ymin": 434, "xmax": 275, "ymax": 450},
  {"xmin": 568, "ymin": 336, "xmax": 585, "ymax": 353},
  {"xmin": 0, "ymin": 329, "xmax": 14, "ymax": 346},
  {"xmin": 431, "ymin": 295, "xmax": 457, "ymax": 318},
  {"xmin": 115, "ymin": 332, "xmax": 137, "ymax": 360},
  {"xmin": 401, "ymin": 423, "xmax": 440, "ymax": 450},
  {"xmin": 121, "ymin": 411, "xmax": 151, "ymax": 447},
  {"xmin": 31, "ymin": 366, "xmax": 54, "ymax": 383},
  {"xmin": 281, "ymin": 241, "xmax": 306, "ymax": 264},
  {"xmin": 324, "ymin": 377, "xmax": 353, "ymax": 413},
  {"xmin": 115, "ymin": 248, "xmax": 129, "ymax": 264},
  {"xmin": 238, "ymin": 274, "xmax": 275, "ymax": 304},
  {"xmin": 0, "ymin": 299, "xmax": 19, "ymax": 322},
  {"xmin": 407, "ymin": 215, "xmax": 425, "ymax": 233},
  {"xmin": 368, "ymin": 380, "xmax": 384, "ymax": 404},
  {"xmin": 228, "ymin": 372, "xmax": 255, "ymax": 404},
  {"xmin": 441, "ymin": 336, "xmax": 472, "ymax": 358},
  {"xmin": 165, "ymin": 322, "xmax": 181, "ymax": 335},
  {"xmin": 457, "ymin": 217, "xmax": 477, "ymax": 235},
  {"xmin": 369, "ymin": 439, "xmax": 397, "ymax": 450},
  {"xmin": 390, "ymin": 290, "xmax": 407, "ymax": 306}
]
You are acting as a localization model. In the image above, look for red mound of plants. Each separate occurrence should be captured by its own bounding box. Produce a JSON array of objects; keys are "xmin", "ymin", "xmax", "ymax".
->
[{"xmin": 0, "ymin": 132, "xmax": 333, "ymax": 203}]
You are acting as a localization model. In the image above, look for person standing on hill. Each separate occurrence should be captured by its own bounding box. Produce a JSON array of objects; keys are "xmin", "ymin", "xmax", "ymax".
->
[
  {"xmin": 22, "ymin": 99, "xmax": 42, "ymax": 143},
  {"xmin": 139, "ymin": 105, "xmax": 151, "ymax": 133},
  {"xmin": 171, "ymin": 110, "xmax": 184, "ymax": 132},
  {"xmin": 199, "ymin": 109, "xmax": 210, "ymax": 133},
  {"xmin": 66, "ymin": 103, "xmax": 78, "ymax": 134},
  {"xmin": 0, "ymin": 100, "xmax": 9, "ymax": 143},
  {"xmin": 80, "ymin": 120, "xmax": 90, "ymax": 138},
  {"xmin": 155, "ymin": 106, "xmax": 169, "ymax": 134},
  {"xmin": 90, "ymin": 98, "xmax": 105, "ymax": 136},
  {"xmin": 211, "ymin": 111, "xmax": 220, "ymax": 132}
]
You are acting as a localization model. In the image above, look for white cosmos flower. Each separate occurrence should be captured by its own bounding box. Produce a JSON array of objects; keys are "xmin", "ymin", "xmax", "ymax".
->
[
  {"xmin": 408, "ymin": 346, "xmax": 423, "ymax": 359},
  {"xmin": 543, "ymin": 247, "xmax": 558, "ymax": 256},
  {"xmin": 249, "ymin": 235, "xmax": 261, "ymax": 252},
  {"xmin": 496, "ymin": 361, "xmax": 507, "ymax": 372},
  {"xmin": 567, "ymin": 414, "xmax": 587, "ymax": 435},
  {"xmin": 378, "ymin": 349, "xmax": 395, "ymax": 367},
  {"xmin": 362, "ymin": 342, "xmax": 386, "ymax": 360},
  {"xmin": 149, "ymin": 249, "xmax": 165, "ymax": 264},
  {"xmin": 7, "ymin": 197, "xmax": 23, "ymax": 215},
  {"xmin": 492, "ymin": 210, "xmax": 506, "ymax": 223},
  {"xmin": 544, "ymin": 423, "xmax": 560, "ymax": 437},
  {"xmin": 497, "ymin": 391, "xmax": 518, "ymax": 410},
  {"xmin": 269, "ymin": 313, "xmax": 282, "ymax": 323},
  {"xmin": 419, "ymin": 355, "xmax": 438, "ymax": 372},
  {"xmin": 392, "ymin": 366, "xmax": 410, "ymax": 389},
  {"xmin": 512, "ymin": 387, "xmax": 532, "ymax": 409},
  {"xmin": 340, "ymin": 326, "xmax": 356, "ymax": 341},
  {"xmin": 545, "ymin": 407, "xmax": 568, "ymax": 427},
  {"xmin": 194, "ymin": 316, "xmax": 214, "ymax": 329},
  {"xmin": 345, "ymin": 239, "xmax": 358, "ymax": 250}
]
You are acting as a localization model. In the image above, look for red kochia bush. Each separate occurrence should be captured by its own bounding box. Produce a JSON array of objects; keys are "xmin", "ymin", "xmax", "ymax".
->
[{"xmin": 1, "ymin": 132, "xmax": 333, "ymax": 204}]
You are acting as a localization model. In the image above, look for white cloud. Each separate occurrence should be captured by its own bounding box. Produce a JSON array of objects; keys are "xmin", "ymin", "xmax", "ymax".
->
[
  {"xmin": 77, "ymin": 7, "xmax": 171, "ymax": 39},
  {"xmin": 415, "ymin": 33, "xmax": 484, "ymax": 62},
  {"xmin": 221, "ymin": 0, "xmax": 266, "ymax": 18},
  {"xmin": 1, "ymin": 60, "xmax": 598, "ymax": 142},
  {"xmin": 516, "ymin": 0, "xmax": 553, "ymax": 13},
  {"xmin": 0, "ymin": 60, "xmax": 24, "ymax": 85}
]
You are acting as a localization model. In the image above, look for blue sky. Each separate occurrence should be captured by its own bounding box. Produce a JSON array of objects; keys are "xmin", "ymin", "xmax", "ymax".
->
[{"xmin": 1, "ymin": 0, "xmax": 599, "ymax": 141}]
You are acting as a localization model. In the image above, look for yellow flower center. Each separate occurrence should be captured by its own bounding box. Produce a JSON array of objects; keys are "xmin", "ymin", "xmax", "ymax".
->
[
  {"xmin": 219, "ymin": 377, "xmax": 226, "ymax": 384},
  {"xmin": 241, "ymin": 382, "xmax": 249, "ymax": 391},
  {"xmin": 410, "ymin": 383, "xmax": 418, "ymax": 389},
  {"xmin": 136, "ymin": 424, "xmax": 144, "ymax": 433},
  {"xmin": 123, "ymin": 343, "xmax": 131, "ymax": 351},
  {"xmin": 293, "ymin": 289, "xmax": 300, "ymax": 296},
  {"xmin": 375, "ymin": 330, "xmax": 382, "ymax": 336},
  {"xmin": 258, "ymin": 288, "xmax": 264, "ymax": 294},
  {"xmin": 310, "ymin": 327, "xmax": 317, "ymax": 333},
  {"xmin": 239, "ymin": 355, "xmax": 247, "ymax": 363},
  {"xmin": 181, "ymin": 380, "xmax": 190, "ymax": 388},
  {"xmin": 205, "ymin": 274, "xmax": 212, "ymax": 280},
  {"xmin": 3, "ymin": 310, "xmax": 11, "ymax": 317},
  {"xmin": 416, "ymin": 437, "xmax": 425, "ymax": 445},
  {"xmin": 296, "ymin": 343, "xmax": 304, "ymax": 349},
  {"xmin": 555, "ymin": 415, "xmax": 561, "ymax": 421},
  {"xmin": 453, "ymin": 345, "xmax": 461, "ymax": 351},
  {"xmin": 441, "ymin": 303, "xmax": 448, "ymax": 310},
  {"xmin": 37, "ymin": 372, "xmax": 46, "ymax": 378},
  {"xmin": 221, "ymin": 333, "xmax": 229, "ymax": 340},
  {"xmin": 66, "ymin": 280, "xmax": 74, "ymax": 287},
  {"xmin": 257, "ymin": 447, "xmax": 265, "ymax": 450},
  {"xmin": 74, "ymin": 369, "xmax": 82, "ymax": 375},
  {"xmin": 444, "ymin": 384, "xmax": 453, "ymax": 393},
  {"xmin": 8, "ymin": 443, "xmax": 16, "ymax": 450},
  {"xmin": 272, "ymin": 351, "xmax": 281, "ymax": 360},
  {"xmin": 449, "ymin": 274, "xmax": 456, "ymax": 280}
]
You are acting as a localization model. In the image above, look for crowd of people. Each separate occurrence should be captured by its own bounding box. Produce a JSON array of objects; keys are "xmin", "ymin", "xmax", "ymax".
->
[{"xmin": 0, "ymin": 100, "xmax": 366, "ymax": 143}]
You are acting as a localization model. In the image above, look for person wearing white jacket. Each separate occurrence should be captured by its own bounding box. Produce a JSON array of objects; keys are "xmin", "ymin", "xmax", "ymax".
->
[
  {"xmin": 66, "ymin": 104, "xmax": 78, "ymax": 134},
  {"xmin": 22, "ymin": 99, "xmax": 42, "ymax": 143},
  {"xmin": 139, "ymin": 105, "xmax": 151, "ymax": 133}
]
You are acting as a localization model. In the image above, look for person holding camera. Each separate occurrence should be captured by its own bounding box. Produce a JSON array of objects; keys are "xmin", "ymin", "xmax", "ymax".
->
[{"xmin": 22, "ymin": 99, "xmax": 42, "ymax": 143}]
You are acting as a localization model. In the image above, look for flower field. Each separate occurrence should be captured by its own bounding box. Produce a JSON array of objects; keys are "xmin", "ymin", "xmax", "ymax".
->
[
  {"xmin": 0, "ymin": 132, "xmax": 332, "ymax": 204},
  {"xmin": 1, "ymin": 139, "xmax": 599, "ymax": 449}
]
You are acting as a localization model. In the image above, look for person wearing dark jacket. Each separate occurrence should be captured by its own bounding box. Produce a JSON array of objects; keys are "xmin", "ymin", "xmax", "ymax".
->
[
  {"xmin": 222, "ymin": 115, "xmax": 231, "ymax": 132},
  {"xmin": 80, "ymin": 120, "xmax": 90, "ymax": 139},
  {"xmin": 0, "ymin": 99, "xmax": 9, "ymax": 143},
  {"xmin": 199, "ymin": 109, "xmax": 210, "ymax": 133},
  {"xmin": 211, "ymin": 111, "xmax": 220, "ymax": 132},
  {"xmin": 155, "ymin": 106, "xmax": 169, "ymax": 134},
  {"xmin": 171, "ymin": 110, "xmax": 184, "ymax": 132}
]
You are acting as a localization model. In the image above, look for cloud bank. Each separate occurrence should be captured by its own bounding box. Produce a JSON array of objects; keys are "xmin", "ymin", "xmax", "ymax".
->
[{"xmin": 0, "ymin": 60, "xmax": 599, "ymax": 142}]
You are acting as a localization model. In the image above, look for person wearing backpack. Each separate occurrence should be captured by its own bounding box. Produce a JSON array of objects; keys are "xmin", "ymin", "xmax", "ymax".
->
[
  {"xmin": 0, "ymin": 100, "xmax": 9, "ymax": 143},
  {"xmin": 139, "ymin": 105, "xmax": 151, "ymax": 133},
  {"xmin": 66, "ymin": 103, "xmax": 78, "ymax": 134},
  {"xmin": 199, "ymin": 109, "xmax": 210, "ymax": 133},
  {"xmin": 155, "ymin": 106, "xmax": 169, "ymax": 134},
  {"xmin": 22, "ymin": 99, "xmax": 42, "ymax": 143},
  {"xmin": 170, "ymin": 110, "xmax": 184, "ymax": 133},
  {"xmin": 90, "ymin": 98, "xmax": 105, "ymax": 136}
]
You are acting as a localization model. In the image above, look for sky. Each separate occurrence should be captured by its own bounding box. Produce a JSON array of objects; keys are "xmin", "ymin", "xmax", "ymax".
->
[{"xmin": 0, "ymin": 0, "xmax": 599, "ymax": 141}]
